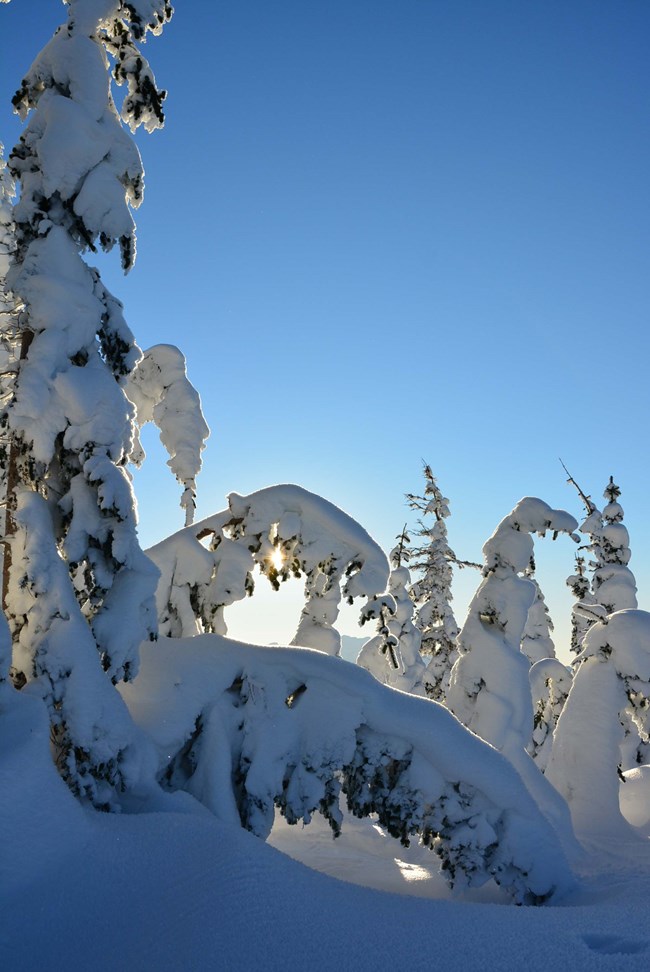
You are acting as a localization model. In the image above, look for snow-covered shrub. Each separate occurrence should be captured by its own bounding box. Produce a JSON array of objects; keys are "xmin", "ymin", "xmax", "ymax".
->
[
  {"xmin": 0, "ymin": 1, "xmax": 171, "ymax": 805},
  {"xmin": 546, "ymin": 610, "xmax": 650, "ymax": 841},
  {"xmin": 357, "ymin": 533, "xmax": 427, "ymax": 693},
  {"xmin": 147, "ymin": 484, "xmax": 390, "ymax": 652},
  {"xmin": 120, "ymin": 634, "xmax": 576, "ymax": 905},
  {"xmin": 125, "ymin": 344, "xmax": 209, "ymax": 526},
  {"xmin": 447, "ymin": 498, "xmax": 578, "ymax": 759},
  {"xmin": 528, "ymin": 657, "xmax": 572, "ymax": 772},
  {"xmin": 406, "ymin": 465, "xmax": 460, "ymax": 702}
]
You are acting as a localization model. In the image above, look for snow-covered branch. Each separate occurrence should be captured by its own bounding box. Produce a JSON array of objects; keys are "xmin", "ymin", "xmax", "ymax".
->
[{"xmin": 125, "ymin": 344, "xmax": 209, "ymax": 526}]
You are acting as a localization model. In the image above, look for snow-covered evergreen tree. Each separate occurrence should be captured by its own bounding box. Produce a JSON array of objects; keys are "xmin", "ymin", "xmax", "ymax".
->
[
  {"xmin": 566, "ymin": 554, "xmax": 599, "ymax": 655},
  {"xmin": 357, "ymin": 529, "xmax": 427, "ymax": 694},
  {"xmin": 447, "ymin": 498, "xmax": 578, "ymax": 761},
  {"xmin": 590, "ymin": 478, "xmax": 638, "ymax": 615},
  {"xmin": 0, "ymin": 1, "xmax": 172, "ymax": 805},
  {"xmin": 445, "ymin": 499, "xmax": 579, "ymax": 840},
  {"xmin": 125, "ymin": 344, "xmax": 209, "ymax": 527},
  {"xmin": 546, "ymin": 610, "xmax": 650, "ymax": 842},
  {"xmin": 565, "ymin": 473, "xmax": 637, "ymax": 652},
  {"xmin": 521, "ymin": 564, "xmax": 556, "ymax": 666},
  {"xmin": 527, "ymin": 657, "xmax": 572, "ymax": 772},
  {"xmin": 406, "ymin": 465, "xmax": 460, "ymax": 702}
]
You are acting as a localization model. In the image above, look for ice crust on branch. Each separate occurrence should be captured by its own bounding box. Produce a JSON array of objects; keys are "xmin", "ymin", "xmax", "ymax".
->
[
  {"xmin": 125, "ymin": 344, "xmax": 210, "ymax": 526},
  {"xmin": 147, "ymin": 484, "xmax": 390, "ymax": 650},
  {"xmin": 120, "ymin": 634, "xmax": 576, "ymax": 905}
]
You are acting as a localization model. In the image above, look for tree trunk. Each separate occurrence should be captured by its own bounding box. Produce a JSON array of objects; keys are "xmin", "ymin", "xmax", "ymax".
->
[{"xmin": 2, "ymin": 327, "xmax": 33, "ymax": 612}]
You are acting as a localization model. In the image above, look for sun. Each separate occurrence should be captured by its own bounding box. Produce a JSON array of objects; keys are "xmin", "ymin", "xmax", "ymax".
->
[{"xmin": 270, "ymin": 547, "xmax": 284, "ymax": 572}]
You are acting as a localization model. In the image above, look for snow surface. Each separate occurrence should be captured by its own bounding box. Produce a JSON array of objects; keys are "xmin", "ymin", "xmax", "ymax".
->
[{"xmin": 3, "ymin": 683, "xmax": 650, "ymax": 972}]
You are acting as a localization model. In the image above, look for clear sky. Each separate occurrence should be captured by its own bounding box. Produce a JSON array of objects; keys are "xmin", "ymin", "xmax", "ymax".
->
[{"xmin": 1, "ymin": 1, "xmax": 649, "ymax": 656}]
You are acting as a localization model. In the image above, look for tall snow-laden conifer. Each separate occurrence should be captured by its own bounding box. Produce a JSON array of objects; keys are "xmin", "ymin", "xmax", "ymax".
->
[
  {"xmin": 447, "ymin": 498, "xmax": 578, "ymax": 761},
  {"xmin": 546, "ymin": 610, "xmax": 650, "ymax": 841},
  {"xmin": 446, "ymin": 499, "xmax": 579, "ymax": 840},
  {"xmin": 590, "ymin": 478, "xmax": 638, "ymax": 615},
  {"xmin": 565, "ymin": 473, "xmax": 637, "ymax": 652},
  {"xmin": 406, "ymin": 465, "xmax": 460, "ymax": 702},
  {"xmin": 0, "ymin": 0, "xmax": 172, "ymax": 806}
]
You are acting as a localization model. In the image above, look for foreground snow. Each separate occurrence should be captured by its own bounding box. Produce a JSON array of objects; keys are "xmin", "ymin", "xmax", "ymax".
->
[
  {"xmin": 2, "ymin": 784, "xmax": 650, "ymax": 971},
  {"xmin": 3, "ymin": 650, "xmax": 650, "ymax": 971}
]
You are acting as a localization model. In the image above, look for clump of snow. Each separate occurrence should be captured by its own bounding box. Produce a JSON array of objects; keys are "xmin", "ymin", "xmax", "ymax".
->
[
  {"xmin": 125, "ymin": 343, "xmax": 210, "ymax": 526},
  {"xmin": 620, "ymin": 765, "xmax": 650, "ymax": 830}
]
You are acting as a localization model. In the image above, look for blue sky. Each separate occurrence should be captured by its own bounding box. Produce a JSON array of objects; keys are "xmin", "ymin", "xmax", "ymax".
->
[{"xmin": 1, "ymin": 1, "xmax": 649, "ymax": 654}]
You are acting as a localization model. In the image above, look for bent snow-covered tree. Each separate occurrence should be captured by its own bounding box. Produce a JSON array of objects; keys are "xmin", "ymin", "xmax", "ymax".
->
[
  {"xmin": 0, "ymin": 1, "xmax": 173, "ymax": 806},
  {"xmin": 120, "ymin": 634, "xmax": 576, "ymax": 905},
  {"xmin": 146, "ymin": 484, "xmax": 390, "ymax": 653}
]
